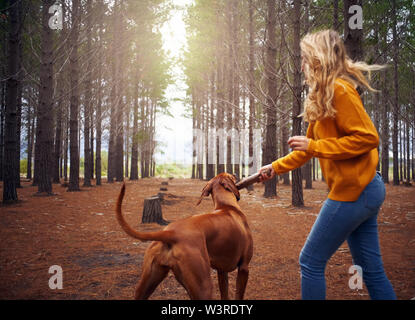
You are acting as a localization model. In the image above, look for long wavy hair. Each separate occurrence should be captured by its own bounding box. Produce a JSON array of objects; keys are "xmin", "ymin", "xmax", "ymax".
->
[{"xmin": 300, "ymin": 29, "xmax": 386, "ymax": 122}]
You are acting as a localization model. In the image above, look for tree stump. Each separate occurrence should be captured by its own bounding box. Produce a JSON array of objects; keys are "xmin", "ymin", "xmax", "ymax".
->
[
  {"xmin": 161, "ymin": 181, "xmax": 168, "ymax": 185},
  {"xmin": 160, "ymin": 187, "xmax": 168, "ymax": 191},
  {"xmin": 142, "ymin": 196, "xmax": 169, "ymax": 225}
]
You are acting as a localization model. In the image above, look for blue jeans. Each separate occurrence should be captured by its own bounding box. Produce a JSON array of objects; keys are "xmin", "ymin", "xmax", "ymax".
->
[{"xmin": 299, "ymin": 172, "xmax": 396, "ymax": 300}]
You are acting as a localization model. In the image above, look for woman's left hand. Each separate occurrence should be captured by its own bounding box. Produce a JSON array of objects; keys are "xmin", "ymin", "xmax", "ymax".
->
[{"xmin": 288, "ymin": 136, "xmax": 310, "ymax": 151}]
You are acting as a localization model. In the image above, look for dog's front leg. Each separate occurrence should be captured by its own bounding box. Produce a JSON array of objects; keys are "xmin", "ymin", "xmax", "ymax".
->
[{"xmin": 217, "ymin": 271, "xmax": 229, "ymax": 300}]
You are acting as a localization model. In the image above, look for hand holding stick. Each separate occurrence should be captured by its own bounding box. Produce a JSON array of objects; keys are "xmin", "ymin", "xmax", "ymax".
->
[{"xmin": 236, "ymin": 166, "xmax": 274, "ymax": 190}]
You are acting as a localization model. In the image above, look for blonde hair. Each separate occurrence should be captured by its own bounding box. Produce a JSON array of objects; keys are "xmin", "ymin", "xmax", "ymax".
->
[{"xmin": 300, "ymin": 29, "xmax": 386, "ymax": 122}]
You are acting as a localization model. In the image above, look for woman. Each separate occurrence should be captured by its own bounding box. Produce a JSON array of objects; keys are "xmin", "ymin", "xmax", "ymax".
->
[{"xmin": 259, "ymin": 29, "xmax": 396, "ymax": 300}]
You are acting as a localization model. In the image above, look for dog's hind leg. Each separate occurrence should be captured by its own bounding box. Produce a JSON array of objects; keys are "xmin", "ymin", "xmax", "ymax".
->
[
  {"xmin": 171, "ymin": 247, "xmax": 213, "ymax": 300},
  {"xmin": 217, "ymin": 271, "xmax": 229, "ymax": 300},
  {"xmin": 134, "ymin": 260, "xmax": 169, "ymax": 300}
]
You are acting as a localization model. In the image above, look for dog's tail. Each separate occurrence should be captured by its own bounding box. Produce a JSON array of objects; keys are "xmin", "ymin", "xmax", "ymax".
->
[{"xmin": 116, "ymin": 183, "xmax": 176, "ymax": 244}]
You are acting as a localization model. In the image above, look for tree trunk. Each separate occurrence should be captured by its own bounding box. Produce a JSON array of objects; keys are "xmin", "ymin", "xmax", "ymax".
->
[
  {"xmin": 206, "ymin": 72, "xmax": 215, "ymax": 180},
  {"xmin": 333, "ymin": 0, "xmax": 339, "ymax": 31},
  {"xmin": 391, "ymin": 0, "xmax": 399, "ymax": 185},
  {"xmin": 191, "ymin": 92, "xmax": 196, "ymax": 179},
  {"xmin": 247, "ymin": 0, "xmax": 255, "ymax": 191},
  {"xmin": 130, "ymin": 81, "xmax": 139, "ymax": 180},
  {"xmin": 226, "ymin": 0, "xmax": 233, "ymax": 176},
  {"xmin": 263, "ymin": 0, "xmax": 277, "ymax": 198},
  {"xmin": 232, "ymin": 0, "xmax": 240, "ymax": 180},
  {"xmin": 36, "ymin": 0, "xmax": 55, "ymax": 195},
  {"xmin": 216, "ymin": 49, "xmax": 225, "ymax": 175},
  {"xmin": 125, "ymin": 100, "xmax": 130, "ymax": 179},
  {"xmin": 68, "ymin": 0, "xmax": 80, "ymax": 191},
  {"xmin": 142, "ymin": 196, "xmax": 169, "ymax": 225},
  {"xmin": 291, "ymin": 0, "xmax": 304, "ymax": 206},
  {"xmin": 281, "ymin": 121, "xmax": 290, "ymax": 185},
  {"xmin": 0, "ymin": 41, "xmax": 5, "ymax": 183},
  {"xmin": 3, "ymin": 0, "xmax": 21, "ymax": 202},
  {"xmin": 83, "ymin": 0, "xmax": 93, "ymax": 187},
  {"xmin": 107, "ymin": 1, "xmax": 120, "ymax": 183},
  {"xmin": 64, "ymin": 111, "xmax": 68, "ymax": 182},
  {"xmin": 405, "ymin": 114, "xmax": 410, "ymax": 185},
  {"xmin": 53, "ymin": 102, "xmax": 62, "ymax": 183},
  {"xmin": 52, "ymin": 3, "xmax": 67, "ymax": 184},
  {"xmin": 95, "ymin": 67, "xmax": 102, "ymax": 185}
]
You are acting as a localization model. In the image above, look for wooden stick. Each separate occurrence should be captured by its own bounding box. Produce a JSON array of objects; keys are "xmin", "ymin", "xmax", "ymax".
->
[{"xmin": 236, "ymin": 168, "xmax": 272, "ymax": 190}]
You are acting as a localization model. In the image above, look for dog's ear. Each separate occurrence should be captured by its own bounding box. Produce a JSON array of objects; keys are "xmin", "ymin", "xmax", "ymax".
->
[
  {"xmin": 220, "ymin": 175, "xmax": 240, "ymax": 201},
  {"xmin": 196, "ymin": 181, "xmax": 213, "ymax": 206}
]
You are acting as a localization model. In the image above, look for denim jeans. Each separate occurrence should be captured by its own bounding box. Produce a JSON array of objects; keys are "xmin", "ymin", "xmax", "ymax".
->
[{"xmin": 299, "ymin": 172, "xmax": 396, "ymax": 300}]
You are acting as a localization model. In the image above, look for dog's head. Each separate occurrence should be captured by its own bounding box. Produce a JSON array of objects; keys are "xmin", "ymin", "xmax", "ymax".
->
[{"xmin": 196, "ymin": 173, "xmax": 240, "ymax": 206}]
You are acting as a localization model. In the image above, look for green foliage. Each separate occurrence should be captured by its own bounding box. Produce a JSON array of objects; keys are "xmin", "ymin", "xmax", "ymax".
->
[{"xmin": 155, "ymin": 163, "xmax": 192, "ymax": 178}]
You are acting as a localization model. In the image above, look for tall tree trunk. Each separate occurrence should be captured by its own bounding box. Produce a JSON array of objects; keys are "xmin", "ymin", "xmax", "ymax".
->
[
  {"xmin": 281, "ymin": 114, "xmax": 290, "ymax": 185},
  {"xmin": 15, "ymin": 8, "xmax": 22, "ymax": 189},
  {"xmin": 130, "ymin": 75, "xmax": 139, "ymax": 180},
  {"xmin": 68, "ymin": 0, "xmax": 80, "ymax": 191},
  {"xmin": 291, "ymin": 0, "xmax": 304, "ymax": 206},
  {"xmin": 216, "ymin": 49, "xmax": 225, "ymax": 174},
  {"xmin": 36, "ymin": 0, "xmax": 55, "ymax": 195},
  {"xmin": 232, "ymin": 0, "xmax": 240, "ymax": 180},
  {"xmin": 0, "ymin": 40, "xmax": 5, "ymax": 182},
  {"xmin": 52, "ymin": 2, "xmax": 66, "ymax": 185},
  {"xmin": 226, "ymin": 0, "xmax": 233, "ymax": 176},
  {"xmin": 263, "ymin": 0, "xmax": 277, "ymax": 198},
  {"xmin": 53, "ymin": 102, "xmax": 62, "ymax": 183},
  {"xmin": 192, "ymin": 91, "xmax": 196, "ymax": 179},
  {"xmin": 125, "ymin": 99, "xmax": 130, "ymax": 179},
  {"xmin": 381, "ymin": 32, "xmax": 389, "ymax": 183},
  {"xmin": 95, "ymin": 65, "xmax": 102, "ymax": 185},
  {"xmin": 206, "ymin": 72, "xmax": 215, "ymax": 180},
  {"xmin": 391, "ymin": 0, "xmax": 399, "ymax": 185},
  {"xmin": 140, "ymin": 96, "xmax": 145, "ymax": 178},
  {"xmin": 83, "ymin": 0, "xmax": 93, "ymax": 187},
  {"xmin": 3, "ymin": 0, "xmax": 21, "ymax": 202},
  {"xmin": 115, "ymin": 4, "xmax": 124, "ymax": 182},
  {"xmin": 248, "ymin": 0, "xmax": 256, "ymax": 190},
  {"xmin": 63, "ymin": 110, "xmax": 68, "ymax": 182},
  {"xmin": 405, "ymin": 114, "xmax": 410, "ymax": 185},
  {"xmin": 107, "ymin": 1, "xmax": 120, "ymax": 183},
  {"xmin": 196, "ymin": 94, "xmax": 203, "ymax": 179},
  {"xmin": 333, "ymin": 0, "xmax": 339, "ymax": 31}
]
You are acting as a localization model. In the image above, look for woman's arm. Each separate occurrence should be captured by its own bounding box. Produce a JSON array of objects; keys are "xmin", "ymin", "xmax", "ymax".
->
[{"xmin": 259, "ymin": 123, "xmax": 314, "ymax": 181}]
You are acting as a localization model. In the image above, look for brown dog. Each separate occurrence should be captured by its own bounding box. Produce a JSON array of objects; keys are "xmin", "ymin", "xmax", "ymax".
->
[{"xmin": 115, "ymin": 173, "xmax": 253, "ymax": 300}]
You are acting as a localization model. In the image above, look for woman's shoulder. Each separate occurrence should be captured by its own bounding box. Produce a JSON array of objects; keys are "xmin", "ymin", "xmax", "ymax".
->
[
  {"xmin": 333, "ymin": 77, "xmax": 365, "ymax": 116},
  {"xmin": 334, "ymin": 77, "xmax": 359, "ymax": 99}
]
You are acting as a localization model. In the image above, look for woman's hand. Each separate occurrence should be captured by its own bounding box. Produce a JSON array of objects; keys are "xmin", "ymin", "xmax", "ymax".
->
[
  {"xmin": 287, "ymin": 136, "xmax": 310, "ymax": 151},
  {"xmin": 258, "ymin": 164, "xmax": 276, "ymax": 182}
]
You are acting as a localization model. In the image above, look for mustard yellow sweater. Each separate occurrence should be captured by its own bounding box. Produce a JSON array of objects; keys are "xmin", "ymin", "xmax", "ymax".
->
[{"xmin": 272, "ymin": 78, "xmax": 379, "ymax": 201}]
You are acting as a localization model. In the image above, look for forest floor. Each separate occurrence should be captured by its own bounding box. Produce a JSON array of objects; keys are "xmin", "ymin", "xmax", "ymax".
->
[{"xmin": 0, "ymin": 177, "xmax": 414, "ymax": 300}]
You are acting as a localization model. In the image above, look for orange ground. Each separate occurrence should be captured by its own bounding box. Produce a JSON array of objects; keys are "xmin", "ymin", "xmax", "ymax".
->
[{"xmin": 0, "ymin": 178, "xmax": 414, "ymax": 299}]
